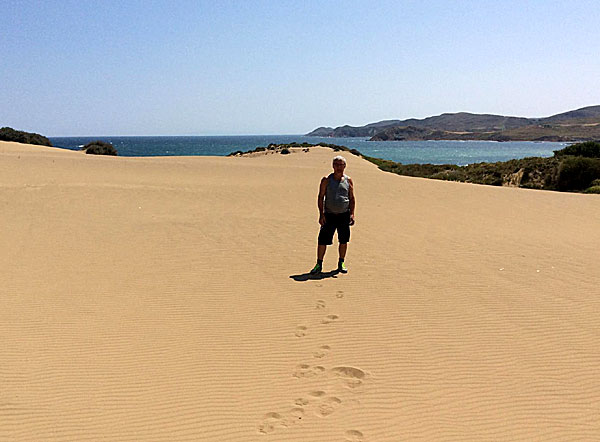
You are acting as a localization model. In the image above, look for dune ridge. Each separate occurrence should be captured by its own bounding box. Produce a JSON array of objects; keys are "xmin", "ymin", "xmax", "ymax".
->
[{"xmin": 1, "ymin": 140, "xmax": 599, "ymax": 441}]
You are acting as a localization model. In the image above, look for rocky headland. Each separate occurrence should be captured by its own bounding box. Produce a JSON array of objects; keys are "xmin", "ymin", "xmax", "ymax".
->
[{"xmin": 307, "ymin": 105, "xmax": 600, "ymax": 142}]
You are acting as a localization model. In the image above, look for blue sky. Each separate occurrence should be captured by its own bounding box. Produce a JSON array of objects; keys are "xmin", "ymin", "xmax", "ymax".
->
[{"xmin": 2, "ymin": 0, "xmax": 600, "ymax": 135}]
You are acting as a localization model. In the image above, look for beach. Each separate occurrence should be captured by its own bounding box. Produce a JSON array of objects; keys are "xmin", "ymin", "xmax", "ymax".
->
[{"xmin": 2, "ymin": 140, "xmax": 599, "ymax": 441}]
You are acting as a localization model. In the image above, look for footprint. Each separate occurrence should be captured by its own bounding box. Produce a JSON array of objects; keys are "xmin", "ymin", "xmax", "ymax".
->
[
  {"xmin": 342, "ymin": 379, "xmax": 363, "ymax": 389},
  {"xmin": 295, "ymin": 326, "xmax": 308, "ymax": 337},
  {"xmin": 293, "ymin": 364, "xmax": 311, "ymax": 377},
  {"xmin": 315, "ymin": 396, "xmax": 342, "ymax": 418},
  {"xmin": 336, "ymin": 290, "xmax": 344, "ymax": 298},
  {"xmin": 322, "ymin": 314, "xmax": 339, "ymax": 324},
  {"xmin": 331, "ymin": 366, "xmax": 366, "ymax": 379},
  {"xmin": 331, "ymin": 366, "xmax": 367, "ymax": 390},
  {"xmin": 257, "ymin": 412, "xmax": 286, "ymax": 434},
  {"xmin": 308, "ymin": 390, "xmax": 327, "ymax": 398},
  {"xmin": 345, "ymin": 430, "xmax": 365, "ymax": 441},
  {"xmin": 289, "ymin": 407, "xmax": 305, "ymax": 422},
  {"xmin": 257, "ymin": 407, "xmax": 305, "ymax": 434},
  {"xmin": 313, "ymin": 345, "xmax": 331, "ymax": 359},
  {"xmin": 293, "ymin": 364, "xmax": 326, "ymax": 378},
  {"xmin": 316, "ymin": 300, "xmax": 326, "ymax": 309},
  {"xmin": 257, "ymin": 422, "xmax": 276, "ymax": 434},
  {"xmin": 294, "ymin": 398, "xmax": 309, "ymax": 406}
]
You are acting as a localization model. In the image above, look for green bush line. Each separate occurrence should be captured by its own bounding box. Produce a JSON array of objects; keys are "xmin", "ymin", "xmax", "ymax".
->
[
  {"xmin": 368, "ymin": 142, "xmax": 600, "ymax": 192},
  {"xmin": 229, "ymin": 140, "xmax": 600, "ymax": 193},
  {"xmin": 227, "ymin": 142, "xmax": 361, "ymax": 157},
  {"xmin": 81, "ymin": 140, "xmax": 118, "ymax": 156},
  {"xmin": 0, "ymin": 127, "xmax": 52, "ymax": 146},
  {"xmin": 366, "ymin": 141, "xmax": 600, "ymax": 192},
  {"xmin": 1, "ymin": 127, "xmax": 118, "ymax": 156},
  {"xmin": 553, "ymin": 141, "xmax": 600, "ymax": 158}
]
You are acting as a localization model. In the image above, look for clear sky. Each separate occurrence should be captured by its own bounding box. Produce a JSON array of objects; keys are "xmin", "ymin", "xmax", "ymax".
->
[{"xmin": 2, "ymin": 0, "xmax": 600, "ymax": 136}]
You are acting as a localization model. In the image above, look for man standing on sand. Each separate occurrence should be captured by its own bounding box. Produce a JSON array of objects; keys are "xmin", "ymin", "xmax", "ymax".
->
[{"xmin": 310, "ymin": 155, "xmax": 356, "ymax": 275}]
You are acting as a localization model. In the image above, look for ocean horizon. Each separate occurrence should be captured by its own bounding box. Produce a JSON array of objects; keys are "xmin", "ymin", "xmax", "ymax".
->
[{"xmin": 49, "ymin": 135, "xmax": 568, "ymax": 166}]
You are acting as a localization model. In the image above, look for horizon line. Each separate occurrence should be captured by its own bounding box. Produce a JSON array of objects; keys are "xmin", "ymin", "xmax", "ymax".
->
[{"xmin": 47, "ymin": 133, "xmax": 310, "ymax": 138}]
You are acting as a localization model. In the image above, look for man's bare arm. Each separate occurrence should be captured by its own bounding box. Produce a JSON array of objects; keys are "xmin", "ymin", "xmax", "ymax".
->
[
  {"xmin": 348, "ymin": 177, "xmax": 356, "ymax": 223},
  {"xmin": 318, "ymin": 177, "xmax": 327, "ymax": 224}
]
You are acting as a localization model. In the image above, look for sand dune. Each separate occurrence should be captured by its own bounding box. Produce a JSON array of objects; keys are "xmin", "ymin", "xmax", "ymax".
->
[{"xmin": 2, "ymin": 140, "xmax": 599, "ymax": 441}]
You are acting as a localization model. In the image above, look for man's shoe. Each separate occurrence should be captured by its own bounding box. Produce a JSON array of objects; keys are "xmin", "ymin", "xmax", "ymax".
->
[
  {"xmin": 338, "ymin": 261, "xmax": 348, "ymax": 273},
  {"xmin": 310, "ymin": 263, "xmax": 322, "ymax": 275}
]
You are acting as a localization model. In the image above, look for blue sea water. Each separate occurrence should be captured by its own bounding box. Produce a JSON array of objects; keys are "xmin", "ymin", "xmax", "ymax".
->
[{"xmin": 49, "ymin": 135, "xmax": 568, "ymax": 166}]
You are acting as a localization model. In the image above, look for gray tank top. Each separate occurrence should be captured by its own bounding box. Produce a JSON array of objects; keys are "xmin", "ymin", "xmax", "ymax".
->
[{"xmin": 325, "ymin": 173, "xmax": 350, "ymax": 214}]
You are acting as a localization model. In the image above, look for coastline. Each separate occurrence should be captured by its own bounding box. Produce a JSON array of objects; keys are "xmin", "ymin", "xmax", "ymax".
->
[
  {"xmin": 2, "ymin": 140, "xmax": 600, "ymax": 441},
  {"xmin": 47, "ymin": 135, "xmax": 567, "ymax": 166}
]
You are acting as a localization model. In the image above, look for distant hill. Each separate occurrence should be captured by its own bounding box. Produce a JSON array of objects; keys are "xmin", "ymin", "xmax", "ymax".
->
[
  {"xmin": 371, "ymin": 122, "xmax": 600, "ymax": 142},
  {"xmin": 542, "ymin": 105, "xmax": 600, "ymax": 124},
  {"xmin": 306, "ymin": 106, "xmax": 600, "ymax": 142},
  {"xmin": 308, "ymin": 126, "xmax": 336, "ymax": 136},
  {"xmin": 309, "ymin": 119, "xmax": 404, "ymax": 138},
  {"xmin": 387, "ymin": 112, "xmax": 533, "ymax": 132}
]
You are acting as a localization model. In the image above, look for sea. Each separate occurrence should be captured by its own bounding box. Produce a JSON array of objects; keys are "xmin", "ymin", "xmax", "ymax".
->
[{"xmin": 49, "ymin": 135, "xmax": 568, "ymax": 166}]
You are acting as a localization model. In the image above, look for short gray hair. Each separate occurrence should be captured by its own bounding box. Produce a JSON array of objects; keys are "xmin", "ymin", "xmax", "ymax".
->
[{"xmin": 332, "ymin": 155, "xmax": 347, "ymax": 165}]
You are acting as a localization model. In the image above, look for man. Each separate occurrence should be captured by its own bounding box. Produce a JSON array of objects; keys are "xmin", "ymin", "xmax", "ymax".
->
[{"xmin": 310, "ymin": 155, "xmax": 356, "ymax": 274}]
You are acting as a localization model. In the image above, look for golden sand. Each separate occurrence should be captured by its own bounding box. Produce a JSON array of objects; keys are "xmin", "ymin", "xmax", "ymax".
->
[{"xmin": 2, "ymin": 140, "xmax": 599, "ymax": 441}]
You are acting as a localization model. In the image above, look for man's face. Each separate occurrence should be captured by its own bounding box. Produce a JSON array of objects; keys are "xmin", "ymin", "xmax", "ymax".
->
[{"xmin": 333, "ymin": 160, "xmax": 346, "ymax": 173}]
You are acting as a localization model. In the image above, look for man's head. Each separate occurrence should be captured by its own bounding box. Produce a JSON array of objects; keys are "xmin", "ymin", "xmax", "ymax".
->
[{"xmin": 332, "ymin": 155, "xmax": 347, "ymax": 175}]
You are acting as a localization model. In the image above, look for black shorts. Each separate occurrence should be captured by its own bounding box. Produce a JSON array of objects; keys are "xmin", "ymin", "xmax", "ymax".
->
[{"xmin": 318, "ymin": 211, "xmax": 351, "ymax": 245}]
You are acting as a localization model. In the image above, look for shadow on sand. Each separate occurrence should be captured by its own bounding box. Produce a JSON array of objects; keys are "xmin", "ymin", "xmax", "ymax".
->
[{"xmin": 290, "ymin": 270, "xmax": 340, "ymax": 282}]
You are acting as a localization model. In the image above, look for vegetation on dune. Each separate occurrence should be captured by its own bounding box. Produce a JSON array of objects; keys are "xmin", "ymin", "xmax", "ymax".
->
[
  {"xmin": 227, "ymin": 142, "xmax": 361, "ymax": 157},
  {"xmin": 366, "ymin": 141, "xmax": 600, "ymax": 193},
  {"xmin": 556, "ymin": 156, "xmax": 600, "ymax": 191},
  {"xmin": 0, "ymin": 127, "xmax": 53, "ymax": 146},
  {"xmin": 2, "ymin": 125, "xmax": 596, "ymax": 193},
  {"xmin": 0, "ymin": 127, "xmax": 119, "ymax": 156},
  {"xmin": 81, "ymin": 140, "xmax": 118, "ymax": 156},
  {"xmin": 554, "ymin": 141, "xmax": 600, "ymax": 158},
  {"xmin": 229, "ymin": 140, "xmax": 600, "ymax": 194},
  {"xmin": 583, "ymin": 179, "xmax": 600, "ymax": 194}
]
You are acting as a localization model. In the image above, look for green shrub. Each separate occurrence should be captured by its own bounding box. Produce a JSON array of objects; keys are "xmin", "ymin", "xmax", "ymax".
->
[
  {"xmin": 321, "ymin": 142, "xmax": 352, "ymax": 152},
  {"xmin": 0, "ymin": 127, "xmax": 52, "ymax": 146},
  {"xmin": 81, "ymin": 140, "xmax": 118, "ymax": 156},
  {"xmin": 556, "ymin": 156, "xmax": 600, "ymax": 191},
  {"xmin": 583, "ymin": 186, "xmax": 600, "ymax": 194},
  {"xmin": 280, "ymin": 148, "xmax": 290, "ymax": 154},
  {"xmin": 431, "ymin": 170, "xmax": 467, "ymax": 181},
  {"xmin": 554, "ymin": 141, "xmax": 600, "ymax": 158},
  {"xmin": 228, "ymin": 142, "xmax": 355, "ymax": 156}
]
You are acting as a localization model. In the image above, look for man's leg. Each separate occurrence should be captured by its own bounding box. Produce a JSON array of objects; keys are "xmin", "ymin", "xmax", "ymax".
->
[
  {"xmin": 312, "ymin": 214, "xmax": 334, "ymax": 274},
  {"xmin": 310, "ymin": 245, "xmax": 327, "ymax": 274},
  {"xmin": 337, "ymin": 213, "xmax": 351, "ymax": 273},
  {"xmin": 337, "ymin": 243, "xmax": 348, "ymax": 273},
  {"xmin": 317, "ymin": 244, "xmax": 327, "ymax": 260}
]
